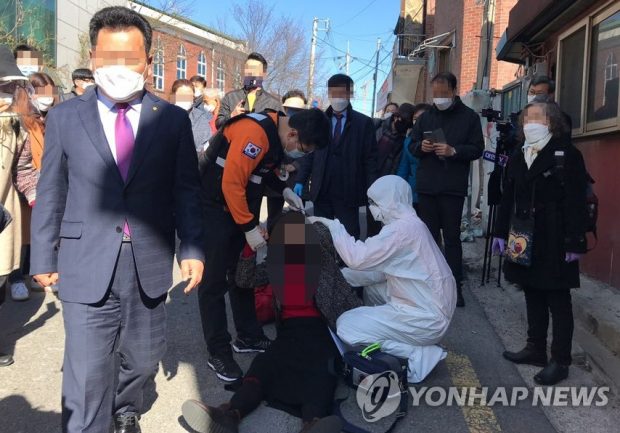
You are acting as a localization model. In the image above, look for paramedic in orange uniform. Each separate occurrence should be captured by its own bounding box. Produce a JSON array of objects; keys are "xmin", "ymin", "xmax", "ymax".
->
[{"xmin": 198, "ymin": 108, "xmax": 331, "ymax": 382}]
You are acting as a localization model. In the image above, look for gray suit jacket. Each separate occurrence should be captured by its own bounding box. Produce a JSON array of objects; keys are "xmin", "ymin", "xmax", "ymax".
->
[{"xmin": 31, "ymin": 89, "xmax": 204, "ymax": 303}]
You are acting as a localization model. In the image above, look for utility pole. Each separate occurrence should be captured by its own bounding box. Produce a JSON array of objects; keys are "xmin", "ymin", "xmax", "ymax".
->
[
  {"xmin": 307, "ymin": 18, "xmax": 329, "ymax": 105},
  {"xmin": 345, "ymin": 41, "xmax": 351, "ymax": 75},
  {"xmin": 370, "ymin": 38, "xmax": 381, "ymax": 117},
  {"xmin": 307, "ymin": 18, "xmax": 319, "ymax": 105}
]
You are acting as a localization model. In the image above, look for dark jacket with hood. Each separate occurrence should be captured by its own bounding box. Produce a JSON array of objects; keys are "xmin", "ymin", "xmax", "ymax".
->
[
  {"xmin": 410, "ymin": 96, "xmax": 484, "ymax": 196},
  {"xmin": 296, "ymin": 103, "xmax": 378, "ymax": 207},
  {"xmin": 216, "ymin": 87, "xmax": 282, "ymax": 128},
  {"xmin": 494, "ymin": 135, "xmax": 588, "ymax": 290}
]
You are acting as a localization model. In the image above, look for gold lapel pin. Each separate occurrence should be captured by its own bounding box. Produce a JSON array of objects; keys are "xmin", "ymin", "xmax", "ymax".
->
[{"xmin": 153, "ymin": 106, "xmax": 158, "ymax": 111}]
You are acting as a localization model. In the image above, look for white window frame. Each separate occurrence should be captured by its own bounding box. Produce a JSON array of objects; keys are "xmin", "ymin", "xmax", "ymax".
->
[
  {"xmin": 153, "ymin": 37, "xmax": 165, "ymax": 91},
  {"xmin": 177, "ymin": 44, "xmax": 187, "ymax": 79},
  {"xmin": 216, "ymin": 59, "xmax": 225, "ymax": 92},
  {"xmin": 557, "ymin": 1, "xmax": 620, "ymax": 136},
  {"xmin": 197, "ymin": 51, "xmax": 207, "ymax": 79}
]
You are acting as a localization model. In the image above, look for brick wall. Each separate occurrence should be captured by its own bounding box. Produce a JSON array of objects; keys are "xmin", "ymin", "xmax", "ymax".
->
[{"xmin": 148, "ymin": 29, "xmax": 246, "ymax": 100}]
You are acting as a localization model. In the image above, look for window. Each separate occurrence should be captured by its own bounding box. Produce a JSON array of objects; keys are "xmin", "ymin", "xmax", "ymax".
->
[
  {"xmin": 559, "ymin": 26, "xmax": 586, "ymax": 130},
  {"xmin": 197, "ymin": 51, "xmax": 207, "ymax": 78},
  {"xmin": 587, "ymin": 11, "xmax": 620, "ymax": 124},
  {"xmin": 438, "ymin": 48, "xmax": 451, "ymax": 74},
  {"xmin": 501, "ymin": 82, "xmax": 523, "ymax": 119},
  {"xmin": 176, "ymin": 44, "xmax": 187, "ymax": 79},
  {"xmin": 152, "ymin": 37, "xmax": 164, "ymax": 91},
  {"xmin": 557, "ymin": 3, "xmax": 620, "ymax": 134},
  {"xmin": 216, "ymin": 59, "xmax": 225, "ymax": 92}
]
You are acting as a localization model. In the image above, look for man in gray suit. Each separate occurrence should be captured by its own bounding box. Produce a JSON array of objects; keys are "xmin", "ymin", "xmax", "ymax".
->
[{"xmin": 30, "ymin": 7, "xmax": 204, "ymax": 433}]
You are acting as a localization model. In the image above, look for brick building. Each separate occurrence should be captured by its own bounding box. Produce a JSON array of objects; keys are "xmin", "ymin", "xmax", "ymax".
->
[
  {"xmin": 497, "ymin": 0, "xmax": 620, "ymax": 288},
  {"xmin": 129, "ymin": 1, "xmax": 247, "ymax": 99}
]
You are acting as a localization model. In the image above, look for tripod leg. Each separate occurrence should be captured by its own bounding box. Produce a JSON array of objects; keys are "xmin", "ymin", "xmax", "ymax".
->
[
  {"xmin": 497, "ymin": 254, "xmax": 503, "ymax": 287},
  {"xmin": 481, "ymin": 205, "xmax": 494, "ymax": 285},
  {"xmin": 485, "ymin": 205, "xmax": 496, "ymax": 284}
]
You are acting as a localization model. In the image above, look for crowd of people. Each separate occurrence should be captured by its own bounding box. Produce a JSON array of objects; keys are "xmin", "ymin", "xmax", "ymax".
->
[{"xmin": 0, "ymin": 5, "xmax": 590, "ymax": 433}]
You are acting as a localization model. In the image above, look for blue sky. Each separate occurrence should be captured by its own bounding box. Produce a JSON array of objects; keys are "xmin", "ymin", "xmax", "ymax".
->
[{"xmin": 192, "ymin": 0, "xmax": 400, "ymax": 115}]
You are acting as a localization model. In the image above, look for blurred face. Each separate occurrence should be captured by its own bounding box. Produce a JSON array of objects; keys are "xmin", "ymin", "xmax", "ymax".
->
[
  {"xmin": 173, "ymin": 85, "xmax": 194, "ymax": 111},
  {"xmin": 16, "ymin": 51, "xmax": 43, "ymax": 75},
  {"xmin": 413, "ymin": 109, "xmax": 426, "ymax": 124},
  {"xmin": 431, "ymin": 80, "xmax": 456, "ymax": 99},
  {"xmin": 385, "ymin": 104, "xmax": 398, "ymax": 115},
  {"xmin": 523, "ymin": 104, "xmax": 549, "ymax": 126},
  {"xmin": 192, "ymin": 81, "xmax": 205, "ymax": 98},
  {"xmin": 74, "ymin": 77, "xmax": 95, "ymax": 94},
  {"xmin": 33, "ymin": 83, "xmax": 57, "ymax": 112},
  {"xmin": 90, "ymin": 27, "xmax": 150, "ymax": 74},
  {"xmin": 244, "ymin": 59, "xmax": 265, "ymax": 78}
]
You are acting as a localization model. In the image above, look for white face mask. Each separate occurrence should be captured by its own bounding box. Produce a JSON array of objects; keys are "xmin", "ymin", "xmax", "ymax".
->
[
  {"xmin": 382, "ymin": 112, "xmax": 393, "ymax": 120},
  {"xmin": 205, "ymin": 103, "xmax": 216, "ymax": 113},
  {"xmin": 94, "ymin": 65, "xmax": 146, "ymax": 103},
  {"xmin": 0, "ymin": 93, "xmax": 13, "ymax": 106},
  {"xmin": 369, "ymin": 204, "xmax": 383, "ymax": 222},
  {"xmin": 194, "ymin": 89, "xmax": 202, "ymax": 98},
  {"xmin": 330, "ymin": 98, "xmax": 349, "ymax": 112},
  {"xmin": 527, "ymin": 94, "xmax": 536, "ymax": 104},
  {"xmin": 175, "ymin": 101, "xmax": 193, "ymax": 111},
  {"xmin": 34, "ymin": 96, "xmax": 54, "ymax": 112},
  {"xmin": 433, "ymin": 98, "xmax": 453, "ymax": 111},
  {"xmin": 18, "ymin": 65, "xmax": 38, "ymax": 77},
  {"xmin": 523, "ymin": 123, "xmax": 550, "ymax": 144},
  {"xmin": 80, "ymin": 82, "xmax": 94, "ymax": 90}
]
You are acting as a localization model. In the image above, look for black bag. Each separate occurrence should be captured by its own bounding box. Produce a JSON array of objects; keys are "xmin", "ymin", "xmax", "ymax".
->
[
  {"xmin": 335, "ymin": 344, "xmax": 409, "ymax": 433},
  {"xmin": 0, "ymin": 203, "xmax": 12, "ymax": 234},
  {"xmin": 505, "ymin": 182, "xmax": 536, "ymax": 267}
]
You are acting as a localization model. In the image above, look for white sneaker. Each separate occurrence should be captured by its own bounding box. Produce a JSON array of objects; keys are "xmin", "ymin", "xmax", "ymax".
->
[
  {"xmin": 10, "ymin": 282, "xmax": 29, "ymax": 301},
  {"xmin": 45, "ymin": 284, "xmax": 58, "ymax": 294}
]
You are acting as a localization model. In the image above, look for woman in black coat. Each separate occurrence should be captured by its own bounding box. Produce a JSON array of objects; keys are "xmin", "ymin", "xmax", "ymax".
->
[{"xmin": 493, "ymin": 101, "xmax": 588, "ymax": 385}]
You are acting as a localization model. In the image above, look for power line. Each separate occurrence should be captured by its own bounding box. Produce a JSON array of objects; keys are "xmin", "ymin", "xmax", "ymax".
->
[{"xmin": 334, "ymin": 0, "xmax": 381, "ymax": 28}]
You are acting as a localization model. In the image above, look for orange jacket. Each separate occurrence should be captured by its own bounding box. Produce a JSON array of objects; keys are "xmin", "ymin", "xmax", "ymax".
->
[{"xmin": 221, "ymin": 112, "xmax": 284, "ymax": 230}]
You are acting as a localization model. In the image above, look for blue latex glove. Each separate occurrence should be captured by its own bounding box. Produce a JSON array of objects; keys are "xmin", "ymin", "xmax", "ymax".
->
[
  {"xmin": 492, "ymin": 237, "xmax": 505, "ymax": 256},
  {"xmin": 565, "ymin": 252, "xmax": 583, "ymax": 263},
  {"xmin": 293, "ymin": 183, "xmax": 303, "ymax": 196}
]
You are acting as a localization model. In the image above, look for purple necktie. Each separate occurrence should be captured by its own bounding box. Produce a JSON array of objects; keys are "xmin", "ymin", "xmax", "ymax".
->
[{"xmin": 114, "ymin": 103, "xmax": 134, "ymax": 237}]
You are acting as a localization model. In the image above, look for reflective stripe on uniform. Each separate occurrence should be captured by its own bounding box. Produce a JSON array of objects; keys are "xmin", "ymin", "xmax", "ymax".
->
[{"xmin": 216, "ymin": 156, "xmax": 263, "ymax": 184}]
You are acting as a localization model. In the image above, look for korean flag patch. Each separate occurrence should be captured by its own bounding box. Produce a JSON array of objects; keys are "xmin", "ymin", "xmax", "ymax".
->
[{"xmin": 242, "ymin": 142, "xmax": 262, "ymax": 159}]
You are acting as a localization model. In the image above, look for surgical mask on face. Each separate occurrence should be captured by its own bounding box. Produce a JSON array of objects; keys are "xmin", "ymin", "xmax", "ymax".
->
[
  {"xmin": 194, "ymin": 89, "xmax": 202, "ymax": 98},
  {"xmin": 330, "ymin": 98, "xmax": 349, "ymax": 112},
  {"xmin": 80, "ymin": 82, "xmax": 94, "ymax": 90},
  {"xmin": 34, "ymin": 96, "xmax": 54, "ymax": 112},
  {"xmin": 175, "ymin": 101, "xmax": 193, "ymax": 111},
  {"xmin": 18, "ymin": 65, "xmax": 38, "ymax": 77},
  {"xmin": 383, "ymin": 112, "xmax": 393, "ymax": 120},
  {"xmin": 205, "ymin": 103, "xmax": 216, "ymax": 113},
  {"xmin": 433, "ymin": 98, "xmax": 453, "ymax": 111},
  {"xmin": 369, "ymin": 204, "xmax": 383, "ymax": 223},
  {"xmin": 527, "ymin": 94, "xmax": 536, "ymax": 104},
  {"xmin": 0, "ymin": 93, "xmax": 13, "ymax": 106},
  {"xmin": 523, "ymin": 123, "xmax": 550, "ymax": 144},
  {"xmin": 243, "ymin": 76, "xmax": 263, "ymax": 89},
  {"xmin": 94, "ymin": 65, "xmax": 146, "ymax": 103}
]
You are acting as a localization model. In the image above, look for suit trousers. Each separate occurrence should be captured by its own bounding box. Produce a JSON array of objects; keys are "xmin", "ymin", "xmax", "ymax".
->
[
  {"xmin": 199, "ymin": 205, "xmax": 266, "ymax": 356},
  {"xmin": 524, "ymin": 287, "xmax": 574, "ymax": 365},
  {"xmin": 61, "ymin": 242, "xmax": 167, "ymax": 433},
  {"xmin": 417, "ymin": 193, "xmax": 465, "ymax": 285}
]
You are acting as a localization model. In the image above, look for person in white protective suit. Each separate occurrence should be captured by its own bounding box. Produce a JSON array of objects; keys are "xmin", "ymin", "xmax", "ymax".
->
[{"xmin": 308, "ymin": 175, "xmax": 457, "ymax": 383}]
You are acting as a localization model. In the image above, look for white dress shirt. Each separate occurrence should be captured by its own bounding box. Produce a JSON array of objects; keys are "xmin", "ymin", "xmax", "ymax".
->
[{"xmin": 96, "ymin": 89, "xmax": 143, "ymax": 162}]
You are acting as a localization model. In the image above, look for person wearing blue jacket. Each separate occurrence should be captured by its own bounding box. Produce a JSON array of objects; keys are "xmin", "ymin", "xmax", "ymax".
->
[{"xmin": 396, "ymin": 103, "xmax": 431, "ymax": 208}]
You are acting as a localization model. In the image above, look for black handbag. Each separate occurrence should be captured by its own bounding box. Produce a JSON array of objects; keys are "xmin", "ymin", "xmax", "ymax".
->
[
  {"xmin": 0, "ymin": 203, "xmax": 12, "ymax": 234},
  {"xmin": 505, "ymin": 182, "xmax": 536, "ymax": 267}
]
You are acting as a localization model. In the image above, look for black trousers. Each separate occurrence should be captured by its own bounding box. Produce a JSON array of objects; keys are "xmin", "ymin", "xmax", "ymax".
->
[
  {"xmin": 314, "ymin": 197, "xmax": 360, "ymax": 239},
  {"xmin": 417, "ymin": 193, "xmax": 465, "ymax": 284},
  {"xmin": 524, "ymin": 287, "xmax": 574, "ymax": 365},
  {"xmin": 266, "ymin": 196, "xmax": 285, "ymax": 233},
  {"xmin": 199, "ymin": 205, "xmax": 265, "ymax": 356}
]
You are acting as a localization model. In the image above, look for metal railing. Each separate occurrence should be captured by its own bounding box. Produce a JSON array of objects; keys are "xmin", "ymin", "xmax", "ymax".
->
[{"xmin": 394, "ymin": 33, "xmax": 425, "ymax": 58}]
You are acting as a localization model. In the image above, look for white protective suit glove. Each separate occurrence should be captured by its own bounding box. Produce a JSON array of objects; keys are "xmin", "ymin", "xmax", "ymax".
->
[
  {"xmin": 244, "ymin": 226, "xmax": 267, "ymax": 251},
  {"xmin": 282, "ymin": 187, "xmax": 304, "ymax": 211},
  {"xmin": 307, "ymin": 216, "xmax": 336, "ymax": 228}
]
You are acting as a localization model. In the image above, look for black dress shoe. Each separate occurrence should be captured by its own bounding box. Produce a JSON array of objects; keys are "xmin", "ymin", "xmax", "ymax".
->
[
  {"xmin": 0, "ymin": 352, "xmax": 14, "ymax": 367},
  {"xmin": 114, "ymin": 412, "xmax": 141, "ymax": 433},
  {"xmin": 534, "ymin": 361, "xmax": 569, "ymax": 385},
  {"xmin": 503, "ymin": 345, "xmax": 547, "ymax": 367}
]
